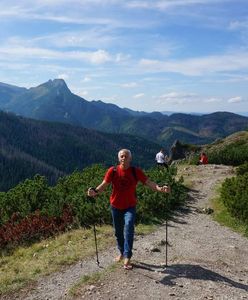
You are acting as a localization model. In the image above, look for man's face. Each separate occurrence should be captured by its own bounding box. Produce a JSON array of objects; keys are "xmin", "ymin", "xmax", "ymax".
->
[{"xmin": 119, "ymin": 151, "xmax": 131, "ymax": 167}]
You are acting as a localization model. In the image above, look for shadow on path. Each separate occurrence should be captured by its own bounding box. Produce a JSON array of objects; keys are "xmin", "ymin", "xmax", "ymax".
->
[
  {"xmin": 134, "ymin": 262, "xmax": 248, "ymax": 292},
  {"xmin": 169, "ymin": 185, "xmax": 212, "ymax": 226}
]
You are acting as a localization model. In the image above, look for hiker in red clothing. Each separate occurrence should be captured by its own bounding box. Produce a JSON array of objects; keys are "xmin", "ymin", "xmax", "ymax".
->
[
  {"xmin": 199, "ymin": 152, "xmax": 208, "ymax": 165},
  {"xmin": 87, "ymin": 148, "xmax": 170, "ymax": 270}
]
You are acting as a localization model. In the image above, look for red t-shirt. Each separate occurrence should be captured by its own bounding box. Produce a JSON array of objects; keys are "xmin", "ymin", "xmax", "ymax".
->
[
  {"xmin": 104, "ymin": 165, "xmax": 148, "ymax": 209},
  {"xmin": 200, "ymin": 155, "xmax": 208, "ymax": 164}
]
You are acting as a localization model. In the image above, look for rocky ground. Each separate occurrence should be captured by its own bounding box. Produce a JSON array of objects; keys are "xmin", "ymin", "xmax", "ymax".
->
[{"xmin": 2, "ymin": 164, "xmax": 248, "ymax": 300}]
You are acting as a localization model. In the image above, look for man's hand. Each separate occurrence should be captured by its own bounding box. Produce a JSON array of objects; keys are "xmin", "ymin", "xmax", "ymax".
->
[
  {"xmin": 161, "ymin": 185, "xmax": 171, "ymax": 193},
  {"xmin": 87, "ymin": 187, "xmax": 98, "ymax": 197}
]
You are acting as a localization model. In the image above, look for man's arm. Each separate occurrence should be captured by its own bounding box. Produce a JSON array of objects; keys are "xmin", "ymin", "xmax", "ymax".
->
[
  {"xmin": 87, "ymin": 180, "xmax": 109, "ymax": 197},
  {"xmin": 145, "ymin": 178, "xmax": 170, "ymax": 193}
]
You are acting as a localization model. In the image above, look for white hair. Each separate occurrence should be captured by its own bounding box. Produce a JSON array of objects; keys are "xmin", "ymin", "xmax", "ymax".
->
[{"xmin": 118, "ymin": 149, "xmax": 132, "ymax": 160}]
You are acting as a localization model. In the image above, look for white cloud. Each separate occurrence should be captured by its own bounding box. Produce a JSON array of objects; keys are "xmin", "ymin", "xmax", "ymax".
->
[
  {"xmin": 121, "ymin": 82, "xmax": 138, "ymax": 88},
  {"xmin": 0, "ymin": 46, "xmax": 112, "ymax": 64},
  {"xmin": 133, "ymin": 93, "xmax": 145, "ymax": 98},
  {"xmin": 69, "ymin": 85, "xmax": 89, "ymax": 98},
  {"xmin": 139, "ymin": 52, "xmax": 248, "ymax": 76},
  {"xmin": 0, "ymin": 2, "xmax": 155, "ymax": 29},
  {"xmin": 101, "ymin": 95, "xmax": 119, "ymax": 103},
  {"xmin": 32, "ymin": 15, "xmax": 114, "ymax": 26},
  {"xmin": 115, "ymin": 53, "xmax": 131, "ymax": 63},
  {"xmin": 57, "ymin": 73, "xmax": 69, "ymax": 80},
  {"xmin": 0, "ymin": 46, "xmax": 58, "ymax": 59},
  {"xmin": 157, "ymin": 92, "xmax": 246, "ymax": 107},
  {"xmin": 88, "ymin": 49, "xmax": 112, "ymax": 64},
  {"xmin": 126, "ymin": 0, "xmax": 223, "ymax": 10},
  {"xmin": 79, "ymin": 90, "xmax": 89, "ymax": 97},
  {"xmin": 229, "ymin": 20, "xmax": 248, "ymax": 30},
  {"xmin": 228, "ymin": 96, "xmax": 243, "ymax": 103},
  {"xmin": 0, "ymin": 4, "xmax": 30, "ymax": 17},
  {"xmin": 82, "ymin": 76, "xmax": 91, "ymax": 82},
  {"xmin": 33, "ymin": 29, "xmax": 116, "ymax": 49},
  {"xmin": 214, "ymin": 73, "xmax": 248, "ymax": 83},
  {"xmin": 204, "ymin": 97, "xmax": 222, "ymax": 103},
  {"xmin": 157, "ymin": 92, "xmax": 198, "ymax": 104}
]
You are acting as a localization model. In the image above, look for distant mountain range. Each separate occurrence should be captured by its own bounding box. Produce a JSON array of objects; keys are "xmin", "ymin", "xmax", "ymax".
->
[
  {"xmin": 0, "ymin": 111, "xmax": 162, "ymax": 191},
  {"xmin": 1, "ymin": 79, "xmax": 248, "ymax": 148}
]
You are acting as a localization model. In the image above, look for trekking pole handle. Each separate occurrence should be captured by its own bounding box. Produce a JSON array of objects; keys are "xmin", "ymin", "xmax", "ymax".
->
[
  {"xmin": 87, "ymin": 187, "xmax": 98, "ymax": 197},
  {"xmin": 160, "ymin": 184, "xmax": 171, "ymax": 193}
]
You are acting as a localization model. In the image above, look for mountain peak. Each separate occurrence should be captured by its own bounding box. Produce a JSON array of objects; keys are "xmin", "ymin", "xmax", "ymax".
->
[
  {"xmin": 43, "ymin": 78, "xmax": 68, "ymax": 89},
  {"xmin": 51, "ymin": 78, "xmax": 67, "ymax": 87},
  {"xmin": 34, "ymin": 79, "xmax": 71, "ymax": 95}
]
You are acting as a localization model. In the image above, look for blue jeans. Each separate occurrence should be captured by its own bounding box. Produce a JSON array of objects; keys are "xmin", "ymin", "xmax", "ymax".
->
[{"xmin": 111, "ymin": 206, "xmax": 136, "ymax": 259}]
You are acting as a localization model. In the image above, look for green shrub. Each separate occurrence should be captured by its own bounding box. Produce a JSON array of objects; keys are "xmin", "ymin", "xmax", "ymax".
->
[
  {"xmin": 0, "ymin": 175, "xmax": 51, "ymax": 225},
  {"xmin": 208, "ymin": 143, "xmax": 248, "ymax": 166},
  {"xmin": 51, "ymin": 165, "xmax": 111, "ymax": 226},
  {"xmin": 136, "ymin": 166, "xmax": 187, "ymax": 223},
  {"xmin": 236, "ymin": 162, "xmax": 248, "ymax": 176},
  {"xmin": 220, "ymin": 173, "xmax": 248, "ymax": 224},
  {"xmin": 0, "ymin": 164, "xmax": 187, "ymax": 247},
  {"xmin": 187, "ymin": 153, "xmax": 201, "ymax": 165}
]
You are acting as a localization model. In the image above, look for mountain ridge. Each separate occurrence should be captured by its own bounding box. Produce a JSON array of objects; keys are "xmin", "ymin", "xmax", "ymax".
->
[{"xmin": 0, "ymin": 79, "xmax": 248, "ymax": 147}]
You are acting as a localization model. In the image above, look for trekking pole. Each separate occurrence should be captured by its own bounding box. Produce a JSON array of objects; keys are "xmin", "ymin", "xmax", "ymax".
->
[
  {"xmin": 93, "ymin": 222, "xmax": 100, "ymax": 266},
  {"xmin": 165, "ymin": 217, "xmax": 168, "ymax": 267},
  {"xmin": 164, "ymin": 181, "xmax": 171, "ymax": 268},
  {"xmin": 88, "ymin": 188, "xmax": 100, "ymax": 267}
]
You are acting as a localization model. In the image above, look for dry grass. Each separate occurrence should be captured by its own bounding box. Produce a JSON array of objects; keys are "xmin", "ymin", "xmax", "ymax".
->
[
  {"xmin": 211, "ymin": 196, "xmax": 248, "ymax": 237},
  {"xmin": 205, "ymin": 131, "xmax": 248, "ymax": 152},
  {"xmin": 0, "ymin": 223, "xmax": 155, "ymax": 295},
  {"xmin": 0, "ymin": 226, "xmax": 114, "ymax": 295}
]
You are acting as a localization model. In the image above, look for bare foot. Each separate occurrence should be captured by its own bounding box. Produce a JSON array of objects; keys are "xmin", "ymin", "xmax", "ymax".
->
[
  {"xmin": 123, "ymin": 258, "xmax": 133, "ymax": 270},
  {"xmin": 114, "ymin": 254, "xmax": 123, "ymax": 262}
]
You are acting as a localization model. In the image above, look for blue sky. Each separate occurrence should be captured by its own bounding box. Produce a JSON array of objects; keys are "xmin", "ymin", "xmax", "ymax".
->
[{"xmin": 0, "ymin": 0, "xmax": 248, "ymax": 114}]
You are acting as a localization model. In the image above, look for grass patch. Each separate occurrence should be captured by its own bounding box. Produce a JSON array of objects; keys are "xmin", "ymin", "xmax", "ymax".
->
[
  {"xmin": 211, "ymin": 196, "xmax": 248, "ymax": 237},
  {"xmin": 69, "ymin": 263, "xmax": 118, "ymax": 297},
  {"xmin": 180, "ymin": 178, "xmax": 194, "ymax": 190},
  {"xmin": 0, "ymin": 223, "xmax": 157, "ymax": 295},
  {"xmin": 135, "ymin": 223, "xmax": 157, "ymax": 235},
  {"xmin": 0, "ymin": 226, "xmax": 114, "ymax": 295},
  {"xmin": 175, "ymin": 165, "xmax": 195, "ymax": 189}
]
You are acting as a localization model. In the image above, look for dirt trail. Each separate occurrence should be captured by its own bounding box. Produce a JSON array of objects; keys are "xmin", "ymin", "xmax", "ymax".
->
[{"xmin": 3, "ymin": 164, "xmax": 248, "ymax": 300}]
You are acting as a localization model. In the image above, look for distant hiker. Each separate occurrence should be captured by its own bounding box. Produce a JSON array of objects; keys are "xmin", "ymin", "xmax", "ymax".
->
[
  {"xmin": 87, "ymin": 149, "xmax": 170, "ymax": 270},
  {"xmin": 155, "ymin": 149, "xmax": 169, "ymax": 170},
  {"xmin": 198, "ymin": 152, "xmax": 208, "ymax": 165}
]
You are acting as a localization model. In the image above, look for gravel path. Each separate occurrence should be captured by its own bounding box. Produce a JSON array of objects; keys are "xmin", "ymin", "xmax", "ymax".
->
[{"xmin": 3, "ymin": 164, "xmax": 248, "ymax": 300}]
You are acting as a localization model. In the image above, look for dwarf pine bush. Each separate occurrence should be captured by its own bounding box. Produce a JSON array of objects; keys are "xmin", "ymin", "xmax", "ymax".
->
[
  {"xmin": 220, "ymin": 173, "xmax": 248, "ymax": 225},
  {"xmin": 0, "ymin": 164, "xmax": 187, "ymax": 248}
]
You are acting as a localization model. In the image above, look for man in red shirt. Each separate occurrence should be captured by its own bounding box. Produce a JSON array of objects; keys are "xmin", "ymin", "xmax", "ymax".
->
[
  {"xmin": 199, "ymin": 152, "xmax": 208, "ymax": 165},
  {"xmin": 87, "ymin": 149, "xmax": 170, "ymax": 270}
]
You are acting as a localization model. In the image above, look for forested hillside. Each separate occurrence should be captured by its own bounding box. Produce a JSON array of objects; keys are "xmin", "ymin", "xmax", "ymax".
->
[{"xmin": 0, "ymin": 111, "xmax": 161, "ymax": 191}]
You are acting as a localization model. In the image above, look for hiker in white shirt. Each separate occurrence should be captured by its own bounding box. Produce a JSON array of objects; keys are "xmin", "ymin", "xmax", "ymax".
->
[{"xmin": 155, "ymin": 149, "xmax": 169, "ymax": 169}]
